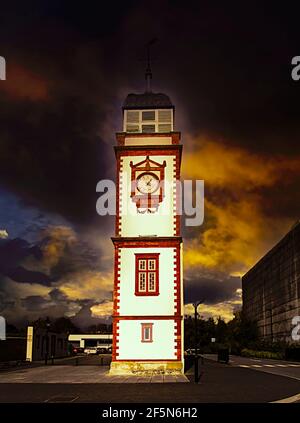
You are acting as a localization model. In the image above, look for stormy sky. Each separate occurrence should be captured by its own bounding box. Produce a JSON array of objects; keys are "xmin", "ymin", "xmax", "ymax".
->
[{"xmin": 0, "ymin": 1, "xmax": 300, "ymax": 327}]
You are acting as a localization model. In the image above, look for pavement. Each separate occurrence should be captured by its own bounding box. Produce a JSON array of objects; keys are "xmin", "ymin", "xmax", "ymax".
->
[
  {"xmin": 0, "ymin": 357, "xmax": 300, "ymax": 402},
  {"xmin": 0, "ymin": 364, "xmax": 188, "ymax": 384},
  {"xmin": 203, "ymin": 354, "xmax": 300, "ymax": 381}
]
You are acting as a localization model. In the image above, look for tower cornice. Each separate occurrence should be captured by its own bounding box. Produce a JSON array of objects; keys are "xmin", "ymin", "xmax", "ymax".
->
[
  {"xmin": 116, "ymin": 131, "xmax": 181, "ymax": 146},
  {"xmin": 114, "ymin": 144, "xmax": 182, "ymax": 164},
  {"xmin": 111, "ymin": 236, "xmax": 182, "ymax": 248}
]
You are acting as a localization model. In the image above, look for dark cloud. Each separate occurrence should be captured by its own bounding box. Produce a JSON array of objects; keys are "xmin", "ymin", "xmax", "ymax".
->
[
  {"xmin": 185, "ymin": 272, "xmax": 241, "ymax": 305},
  {"xmin": 0, "ymin": 2, "xmax": 299, "ymax": 324},
  {"xmin": 0, "ymin": 2, "xmax": 299, "ymax": 229},
  {"xmin": 0, "ymin": 238, "xmax": 51, "ymax": 285},
  {"xmin": 21, "ymin": 295, "xmax": 49, "ymax": 311},
  {"xmin": 48, "ymin": 288, "xmax": 68, "ymax": 302},
  {"xmin": 3, "ymin": 266, "xmax": 51, "ymax": 286},
  {"xmin": 71, "ymin": 302, "xmax": 111, "ymax": 330}
]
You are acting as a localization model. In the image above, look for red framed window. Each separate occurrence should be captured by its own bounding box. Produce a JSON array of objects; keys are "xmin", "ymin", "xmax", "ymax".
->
[
  {"xmin": 141, "ymin": 323, "xmax": 153, "ymax": 343},
  {"xmin": 135, "ymin": 253, "xmax": 159, "ymax": 296}
]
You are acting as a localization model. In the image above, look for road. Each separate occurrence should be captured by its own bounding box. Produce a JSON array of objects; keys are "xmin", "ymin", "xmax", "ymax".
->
[
  {"xmin": 0, "ymin": 356, "xmax": 300, "ymax": 402},
  {"xmin": 203, "ymin": 354, "xmax": 300, "ymax": 382}
]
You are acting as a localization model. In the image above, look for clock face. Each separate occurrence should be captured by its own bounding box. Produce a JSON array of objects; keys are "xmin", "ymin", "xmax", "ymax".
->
[{"xmin": 136, "ymin": 172, "xmax": 160, "ymax": 194}]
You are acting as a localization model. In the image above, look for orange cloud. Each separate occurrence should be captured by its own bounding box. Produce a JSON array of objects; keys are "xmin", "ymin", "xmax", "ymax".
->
[
  {"xmin": 0, "ymin": 63, "xmax": 49, "ymax": 101},
  {"xmin": 182, "ymin": 137, "xmax": 300, "ymax": 276},
  {"xmin": 184, "ymin": 297, "xmax": 242, "ymax": 322},
  {"xmin": 182, "ymin": 138, "xmax": 300, "ymax": 190},
  {"xmin": 41, "ymin": 226, "xmax": 77, "ymax": 269},
  {"xmin": 91, "ymin": 301, "xmax": 113, "ymax": 319},
  {"xmin": 60, "ymin": 270, "xmax": 113, "ymax": 301}
]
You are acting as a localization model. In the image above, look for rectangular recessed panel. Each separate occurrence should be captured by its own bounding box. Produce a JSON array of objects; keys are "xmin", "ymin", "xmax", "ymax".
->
[
  {"xmin": 126, "ymin": 124, "xmax": 140, "ymax": 133},
  {"xmin": 158, "ymin": 124, "xmax": 172, "ymax": 133},
  {"xmin": 127, "ymin": 111, "xmax": 139, "ymax": 123},
  {"xmin": 142, "ymin": 110, "xmax": 155, "ymax": 121},
  {"xmin": 158, "ymin": 109, "xmax": 172, "ymax": 122},
  {"xmin": 142, "ymin": 124, "xmax": 155, "ymax": 133}
]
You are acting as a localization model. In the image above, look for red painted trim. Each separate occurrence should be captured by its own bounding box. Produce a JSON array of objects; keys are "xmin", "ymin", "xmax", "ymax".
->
[
  {"xmin": 135, "ymin": 253, "xmax": 159, "ymax": 296},
  {"xmin": 113, "ymin": 246, "xmax": 121, "ymax": 317},
  {"xmin": 112, "ymin": 320, "xmax": 119, "ymax": 360},
  {"xmin": 115, "ymin": 146, "xmax": 182, "ymax": 168},
  {"xmin": 112, "ymin": 237, "xmax": 182, "ymax": 249},
  {"xmin": 112, "ymin": 246, "xmax": 121, "ymax": 360},
  {"xmin": 141, "ymin": 323, "xmax": 153, "ymax": 343},
  {"xmin": 173, "ymin": 245, "xmax": 182, "ymax": 359},
  {"xmin": 113, "ymin": 315, "xmax": 183, "ymax": 320},
  {"xmin": 130, "ymin": 156, "xmax": 166, "ymax": 211},
  {"xmin": 115, "ymin": 156, "xmax": 122, "ymax": 236},
  {"xmin": 173, "ymin": 155, "xmax": 181, "ymax": 236},
  {"xmin": 113, "ymin": 359, "xmax": 182, "ymax": 362}
]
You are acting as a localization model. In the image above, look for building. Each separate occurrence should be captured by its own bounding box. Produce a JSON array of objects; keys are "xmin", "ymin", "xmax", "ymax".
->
[
  {"xmin": 26, "ymin": 326, "xmax": 69, "ymax": 361},
  {"xmin": 68, "ymin": 334, "xmax": 112, "ymax": 350},
  {"xmin": 242, "ymin": 221, "xmax": 300, "ymax": 343},
  {"xmin": 109, "ymin": 71, "xmax": 184, "ymax": 374}
]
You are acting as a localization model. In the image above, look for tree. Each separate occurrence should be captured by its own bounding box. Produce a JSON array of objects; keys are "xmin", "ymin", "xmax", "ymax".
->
[
  {"xmin": 227, "ymin": 311, "xmax": 259, "ymax": 351},
  {"xmin": 30, "ymin": 317, "xmax": 80, "ymax": 334},
  {"xmin": 51, "ymin": 317, "xmax": 80, "ymax": 334}
]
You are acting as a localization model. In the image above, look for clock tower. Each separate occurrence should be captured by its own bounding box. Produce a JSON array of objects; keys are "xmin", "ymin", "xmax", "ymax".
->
[{"xmin": 110, "ymin": 82, "xmax": 184, "ymax": 375}]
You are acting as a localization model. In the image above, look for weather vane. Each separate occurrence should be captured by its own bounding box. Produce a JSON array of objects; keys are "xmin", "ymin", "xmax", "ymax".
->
[{"xmin": 145, "ymin": 38, "xmax": 157, "ymax": 92}]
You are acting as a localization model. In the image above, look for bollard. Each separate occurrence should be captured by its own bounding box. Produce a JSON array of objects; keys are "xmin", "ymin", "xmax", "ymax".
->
[
  {"xmin": 75, "ymin": 357, "xmax": 78, "ymax": 366},
  {"xmin": 101, "ymin": 357, "xmax": 104, "ymax": 366},
  {"xmin": 51, "ymin": 356, "xmax": 54, "ymax": 365}
]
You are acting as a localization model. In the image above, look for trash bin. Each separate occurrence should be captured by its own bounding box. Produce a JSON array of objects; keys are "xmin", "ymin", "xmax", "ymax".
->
[{"xmin": 218, "ymin": 348, "xmax": 229, "ymax": 364}]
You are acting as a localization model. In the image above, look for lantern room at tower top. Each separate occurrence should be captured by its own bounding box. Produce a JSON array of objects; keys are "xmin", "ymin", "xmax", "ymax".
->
[
  {"xmin": 116, "ymin": 91, "xmax": 181, "ymax": 147},
  {"xmin": 122, "ymin": 91, "xmax": 174, "ymax": 134}
]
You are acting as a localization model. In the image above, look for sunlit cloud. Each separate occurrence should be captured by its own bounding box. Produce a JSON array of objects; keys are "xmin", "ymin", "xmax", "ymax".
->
[
  {"xmin": 91, "ymin": 300, "xmax": 113, "ymax": 319},
  {"xmin": 182, "ymin": 137, "xmax": 300, "ymax": 190},
  {"xmin": 184, "ymin": 298, "xmax": 242, "ymax": 323},
  {"xmin": 59, "ymin": 270, "xmax": 113, "ymax": 301},
  {"xmin": 0, "ymin": 230, "xmax": 8, "ymax": 239},
  {"xmin": 182, "ymin": 137, "xmax": 299, "ymax": 276}
]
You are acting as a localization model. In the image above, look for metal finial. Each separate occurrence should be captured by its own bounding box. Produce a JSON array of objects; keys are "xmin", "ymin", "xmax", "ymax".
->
[{"xmin": 145, "ymin": 38, "xmax": 157, "ymax": 92}]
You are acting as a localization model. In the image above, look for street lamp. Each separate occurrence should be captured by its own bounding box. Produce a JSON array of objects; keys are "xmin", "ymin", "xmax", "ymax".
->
[{"xmin": 192, "ymin": 300, "xmax": 204, "ymax": 383}]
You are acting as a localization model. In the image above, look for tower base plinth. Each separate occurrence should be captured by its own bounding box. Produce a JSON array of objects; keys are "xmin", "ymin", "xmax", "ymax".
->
[{"xmin": 109, "ymin": 361, "xmax": 184, "ymax": 375}]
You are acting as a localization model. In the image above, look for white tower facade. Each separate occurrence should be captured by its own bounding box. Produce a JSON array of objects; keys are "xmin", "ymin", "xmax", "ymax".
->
[{"xmin": 110, "ymin": 90, "xmax": 184, "ymax": 374}]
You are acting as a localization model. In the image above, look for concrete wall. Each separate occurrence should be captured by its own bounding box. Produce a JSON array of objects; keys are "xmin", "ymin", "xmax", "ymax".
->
[{"xmin": 242, "ymin": 222, "xmax": 300, "ymax": 343}]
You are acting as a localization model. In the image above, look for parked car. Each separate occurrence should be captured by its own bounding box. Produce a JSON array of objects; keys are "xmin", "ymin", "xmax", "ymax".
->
[
  {"xmin": 84, "ymin": 347, "xmax": 98, "ymax": 355},
  {"xmin": 185, "ymin": 348, "xmax": 195, "ymax": 355},
  {"xmin": 72, "ymin": 347, "xmax": 84, "ymax": 355}
]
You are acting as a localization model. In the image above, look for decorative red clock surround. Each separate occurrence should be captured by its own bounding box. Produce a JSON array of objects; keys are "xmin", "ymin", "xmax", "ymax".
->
[{"xmin": 130, "ymin": 156, "xmax": 166, "ymax": 213}]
